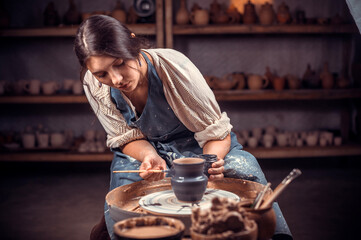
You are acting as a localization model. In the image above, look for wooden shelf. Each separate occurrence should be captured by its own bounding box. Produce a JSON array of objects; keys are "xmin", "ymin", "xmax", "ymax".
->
[
  {"xmin": 1, "ymin": 144, "xmax": 360, "ymax": 162},
  {"xmin": 0, "ymin": 95, "xmax": 88, "ymax": 104},
  {"xmin": 1, "ymin": 89, "xmax": 360, "ymax": 104},
  {"xmin": 214, "ymin": 89, "xmax": 361, "ymax": 101},
  {"xmin": 0, "ymin": 24, "xmax": 157, "ymax": 37},
  {"xmin": 172, "ymin": 24, "xmax": 358, "ymax": 35}
]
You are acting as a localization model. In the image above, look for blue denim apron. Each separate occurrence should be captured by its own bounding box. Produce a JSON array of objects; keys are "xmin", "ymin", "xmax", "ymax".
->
[{"xmin": 104, "ymin": 52, "xmax": 292, "ymax": 239}]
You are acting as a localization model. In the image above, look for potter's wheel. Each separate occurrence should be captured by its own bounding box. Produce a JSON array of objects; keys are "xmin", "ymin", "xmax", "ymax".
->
[{"xmin": 139, "ymin": 188, "xmax": 240, "ymax": 216}]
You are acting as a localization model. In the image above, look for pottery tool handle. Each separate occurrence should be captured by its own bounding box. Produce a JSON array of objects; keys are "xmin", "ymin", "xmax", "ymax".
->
[
  {"xmin": 113, "ymin": 169, "xmax": 169, "ymax": 173},
  {"xmin": 254, "ymin": 182, "xmax": 271, "ymax": 210},
  {"xmin": 261, "ymin": 168, "xmax": 302, "ymax": 208}
]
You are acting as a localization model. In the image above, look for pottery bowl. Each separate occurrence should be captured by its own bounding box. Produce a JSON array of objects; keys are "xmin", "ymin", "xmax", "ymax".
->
[{"xmin": 114, "ymin": 216, "xmax": 185, "ymax": 240}]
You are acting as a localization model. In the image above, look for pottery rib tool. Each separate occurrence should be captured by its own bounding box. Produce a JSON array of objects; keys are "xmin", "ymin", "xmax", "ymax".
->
[
  {"xmin": 113, "ymin": 169, "xmax": 169, "ymax": 173},
  {"xmin": 261, "ymin": 168, "xmax": 302, "ymax": 208}
]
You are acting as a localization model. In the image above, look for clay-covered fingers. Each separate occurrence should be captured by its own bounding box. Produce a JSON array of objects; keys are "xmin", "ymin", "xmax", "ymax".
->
[{"xmin": 208, "ymin": 159, "xmax": 225, "ymax": 181}]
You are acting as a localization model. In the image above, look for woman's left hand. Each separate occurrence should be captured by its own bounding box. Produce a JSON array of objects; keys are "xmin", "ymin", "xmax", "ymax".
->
[{"xmin": 208, "ymin": 159, "xmax": 224, "ymax": 181}]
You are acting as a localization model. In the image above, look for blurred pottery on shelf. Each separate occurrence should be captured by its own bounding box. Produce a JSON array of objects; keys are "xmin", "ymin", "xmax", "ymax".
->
[
  {"xmin": 191, "ymin": 9, "xmax": 209, "ymax": 25},
  {"xmin": 72, "ymin": 81, "xmax": 83, "ymax": 95},
  {"xmin": 227, "ymin": 4, "xmax": 241, "ymax": 24},
  {"xmin": 36, "ymin": 132, "xmax": 49, "ymax": 148},
  {"xmin": 63, "ymin": 0, "xmax": 81, "ymax": 25},
  {"xmin": 302, "ymin": 64, "xmax": 320, "ymax": 88},
  {"xmin": 127, "ymin": 6, "xmax": 138, "ymax": 24},
  {"xmin": 50, "ymin": 132, "xmax": 65, "ymax": 147},
  {"xmin": 111, "ymin": 0, "xmax": 127, "ymax": 23},
  {"xmin": 276, "ymin": 132, "xmax": 288, "ymax": 147},
  {"xmin": 42, "ymin": 81, "xmax": 59, "ymax": 95},
  {"xmin": 259, "ymin": 2, "xmax": 275, "ymax": 25},
  {"xmin": 272, "ymin": 76, "xmax": 286, "ymax": 90},
  {"xmin": 175, "ymin": 0, "xmax": 189, "ymax": 25},
  {"xmin": 212, "ymin": 74, "xmax": 238, "ymax": 90},
  {"xmin": 334, "ymin": 136, "xmax": 342, "ymax": 146},
  {"xmin": 243, "ymin": 0, "xmax": 257, "ymax": 24},
  {"xmin": 247, "ymin": 136, "xmax": 258, "ymax": 148},
  {"xmin": 44, "ymin": 2, "xmax": 60, "ymax": 26},
  {"xmin": 23, "ymin": 79, "xmax": 41, "ymax": 95},
  {"xmin": 286, "ymin": 74, "xmax": 301, "ymax": 89},
  {"xmin": 209, "ymin": 0, "xmax": 221, "ymax": 24},
  {"xmin": 247, "ymin": 74, "xmax": 269, "ymax": 90},
  {"xmin": 63, "ymin": 78, "xmax": 75, "ymax": 92},
  {"xmin": 277, "ymin": 2, "xmax": 291, "ymax": 24},
  {"xmin": 22, "ymin": 133, "xmax": 35, "ymax": 149},
  {"xmin": 320, "ymin": 62, "xmax": 334, "ymax": 89}
]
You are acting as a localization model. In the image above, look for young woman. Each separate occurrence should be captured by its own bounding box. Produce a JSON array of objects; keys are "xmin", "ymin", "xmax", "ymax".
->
[{"xmin": 74, "ymin": 15, "xmax": 292, "ymax": 240}]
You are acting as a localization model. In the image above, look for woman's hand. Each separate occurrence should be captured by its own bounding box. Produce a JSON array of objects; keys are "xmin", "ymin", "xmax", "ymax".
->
[
  {"xmin": 139, "ymin": 154, "xmax": 167, "ymax": 181},
  {"xmin": 208, "ymin": 158, "xmax": 224, "ymax": 181}
]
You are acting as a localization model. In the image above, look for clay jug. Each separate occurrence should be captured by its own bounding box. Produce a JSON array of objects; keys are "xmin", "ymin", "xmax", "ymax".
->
[
  {"xmin": 191, "ymin": 9, "xmax": 209, "ymax": 26},
  {"xmin": 272, "ymin": 76, "xmax": 286, "ymax": 90},
  {"xmin": 243, "ymin": 0, "xmax": 257, "ymax": 24},
  {"xmin": 63, "ymin": 0, "xmax": 80, "ymax": 25},
  {"xmin": 320, "ymin": 62, "xmax": 334, "ymax": 89},
  {"xmin": 111, "ymin": 0, "xmax": 127, "ymax": 23},
  {"xmin": 171, "ymin": 158, "xmax": 208, "ymax": 202},
  {"xmin": 277, "ymin": 2, "xmax": 291, "ymax": 24},
  {"xmin": 43, "ymin": 2, "xmax": 60, "ymax": 26},
  {"xmin": 247, "ymin": 74, "xmax": 269, "ymax": 90},
  {"xmin": 176, "ymin": 0, "xmax": 189, "ymax": 25},
  {"xmin": 191, "ymin": 3, "xmax": 201, "ymax": 13},
  {"xmin": 259, "ymin": 2, "xmax": 275, "ymax": 25}
]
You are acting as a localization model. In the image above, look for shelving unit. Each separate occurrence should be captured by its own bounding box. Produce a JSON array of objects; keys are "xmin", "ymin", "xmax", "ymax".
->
[{"xmin": 1, "ymin": 89, "xmax": 361, "ymax": 104}]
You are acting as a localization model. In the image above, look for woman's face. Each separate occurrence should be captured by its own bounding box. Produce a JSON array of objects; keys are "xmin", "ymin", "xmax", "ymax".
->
[{"xmin": 86, "ymin": 55, "xmax": 141, "ymax": 92}]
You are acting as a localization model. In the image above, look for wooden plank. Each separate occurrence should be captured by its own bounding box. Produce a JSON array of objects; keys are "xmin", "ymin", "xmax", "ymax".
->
[
  {"xmin": 246, "ymin": 145, "xmax": 361, "ymax": 159},
  {"xmin": 165, "ymin": 0, "xmax": 173, "ymax": 48},
  {"xmin": 172, "ymin": 24, "xmax": 358, "ymax": 35},
  {"xmin": 214, "ymin": 89, "xmax": 361, "ymax": 101},
  {"xmin": 0, "ymin": 95, "xmax": 88, "ymax": 104},
  {"xmin": 1, "ymin": 144, "xmax": 361, "ymax": 161},
  {"xmin": 0, "ymin": 152, "xmax": 113, "ymax": 162},
  {"xmin": 0, "ymin": 24, "xmax": 157, "ymax": 37},
  {"xmin": 155, "ymin": 0, "xmax": 164, "ymax": 48}
]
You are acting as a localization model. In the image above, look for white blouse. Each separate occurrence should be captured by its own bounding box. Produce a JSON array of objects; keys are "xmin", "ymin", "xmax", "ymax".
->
[{"xmin": 83, "ymin": 48, "xmax": 232, "ymax": 149}]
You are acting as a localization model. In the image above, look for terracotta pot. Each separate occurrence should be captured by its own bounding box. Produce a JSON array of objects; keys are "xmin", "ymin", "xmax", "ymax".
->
[
  {"xmin": 176, "ymin": 0, "xmax": 189, "ymax": 25},
  {"xmin": 286, "ymin": 74, "xmax": 301, "ymax": 89},
  {"xmin": 272, "ymin": 76, "xmax": 286, "ymax": 90},
  {"xmin": 111, "ymin": 0, "xmax": 127, "ymax": 23},
  {"xmin": 259, "ymin": 2, "xmax": 275, "ymax": 25},
  {"xmin": 243, "ymin": 0, "xmax": 257, "ymax": 24},
  {"xmin": 277, "ymin": 2, "xmax": 291, "ymax": 24},
  {"xmin": 233, "ymin": 73, "xmax": 246, "ymax": 90},
  {"xmin": 191, "ymin": 9, "xmax": 209, "ymax": 25},
  {"xmin": 214, "ymin": 11, "xmax": 229, "ymax": 24}
]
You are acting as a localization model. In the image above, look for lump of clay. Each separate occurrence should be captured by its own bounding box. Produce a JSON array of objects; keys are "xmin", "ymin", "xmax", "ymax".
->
[{"xmin": 191, "ymin": 197, "xmax": 253, "ymax": 237}]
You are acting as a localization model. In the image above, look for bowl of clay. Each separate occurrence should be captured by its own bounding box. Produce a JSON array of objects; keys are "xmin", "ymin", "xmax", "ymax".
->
[{"xmin": 113, "ymin": 216, "xmax": 185, "ymax": 240}]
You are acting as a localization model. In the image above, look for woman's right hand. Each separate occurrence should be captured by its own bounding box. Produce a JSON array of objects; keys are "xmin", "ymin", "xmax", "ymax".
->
[{"xmin": 139, "ymin": 154, "xmax": 167, "ymax": 181}]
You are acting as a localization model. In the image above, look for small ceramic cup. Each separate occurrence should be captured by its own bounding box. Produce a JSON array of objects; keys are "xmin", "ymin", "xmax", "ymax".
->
[{"xmin": 197, "ymin": 154, "xmax": 217, "ymax": 178}]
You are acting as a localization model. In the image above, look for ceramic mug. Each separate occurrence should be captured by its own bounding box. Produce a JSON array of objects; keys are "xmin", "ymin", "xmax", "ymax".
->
[
  {"xmin": 24, "ymin": 79, "xmax": 41, "ymax": 95},
  {"xmin": 42, "ymin": 81, "xmax": 59, "ymax": 95},
  {"xmin": 276, "ymin": 133, "xmax": 288, "ymax": 147},
  {"xmin": 197, "ymin": 154, "xmax": 217, "ymax": 178},
  {"xmin": 247, "ymin": 136, "xmax": 258, "ymax": 148},
  {"xmin": 247, "ymin": 74, "xmax": 269, "ymax": 90},
  {"xmin": 262, "ymin": 134, "xmax": 274, "ymax": 148}
]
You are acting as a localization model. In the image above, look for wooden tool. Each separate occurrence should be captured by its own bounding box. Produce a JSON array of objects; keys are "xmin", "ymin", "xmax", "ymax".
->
[
  {"xmin": 253, "ymin": 182, "xmax": 271, "ymax": 209},
  {"xmin": 113, "ymin": 169, "xmax": 169, "ymax": 173},
  {"xmin": 261, "ymin": 168, "xmax": 302, "ymax": 208}
]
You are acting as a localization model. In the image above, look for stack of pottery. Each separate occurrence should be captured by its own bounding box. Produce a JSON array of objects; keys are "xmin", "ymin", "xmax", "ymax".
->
[
  {"xmin": 176, "ymin": 0, "xmax": 189, "ymax": 25},
  {"xmin": 111, "ymin": 0, "xmax": 127, "ymax": 23},
  {"xmin": 259, "ymin": 2, "xmax": 276, "ymax": 25},
  {"xmin": 243, "ymin": 0, "xmax": 257, "ymax": 24},
  {"xmin": 277, "ymin": 2, "xmax": 291, "ymax": 24}
]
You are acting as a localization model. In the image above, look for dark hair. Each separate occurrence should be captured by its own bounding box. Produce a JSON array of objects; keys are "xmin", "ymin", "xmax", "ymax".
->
[{"xmin": 74, "ymin": 15, "xmax": 149, "ymax": 81}]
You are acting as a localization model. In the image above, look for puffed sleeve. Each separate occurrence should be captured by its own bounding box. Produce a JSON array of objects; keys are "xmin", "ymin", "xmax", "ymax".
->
[
  {"xmin": 83, "ymin": 71, "xmax": 145, "ymax": 149},
  {"xmin": 145, "ymin": 49, "xmax": 232, "ymax": 148}
]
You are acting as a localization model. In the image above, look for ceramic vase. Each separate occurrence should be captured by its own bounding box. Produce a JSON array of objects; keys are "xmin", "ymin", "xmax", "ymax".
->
[
  {"xmin": 259, "ymin": 2, "xmax": 275, "ymax": 25},
  {"xmin": 191, "ymin": 9, "xmax": 209, "ymax": 26},
  {"xmin": 171, "ymin": 158, "xmax": 208, "ymax": 202},
  {"xmin": 111, "ymin": 0, "xmax": 127, "ymax": 23},
  {"xmin": 176, "ymin": 0, "xmax": 189, "ymax": 25}
]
